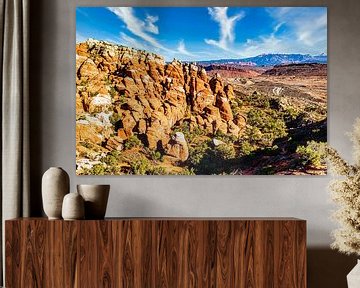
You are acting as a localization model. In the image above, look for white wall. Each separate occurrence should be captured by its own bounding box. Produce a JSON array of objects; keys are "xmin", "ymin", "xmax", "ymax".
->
[{"xmin": 30, "ymin": 0, "xmax": 360, "ymax": 250}]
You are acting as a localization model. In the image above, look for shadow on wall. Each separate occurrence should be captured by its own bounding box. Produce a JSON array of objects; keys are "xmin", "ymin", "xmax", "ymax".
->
[
  {"xmin": 29, "ymin": 0, "xmax": 45, "ymax": 216},
  {"xmin": 308, "ymin": 248, "xmax": 357, "ymax": 288},
  {"xmin": 107, "ymin": 191, "xmax": 183, "ymax": 217}
]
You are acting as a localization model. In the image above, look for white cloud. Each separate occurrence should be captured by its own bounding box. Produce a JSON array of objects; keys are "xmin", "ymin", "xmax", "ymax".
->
[
  {"xmin": 119, "ymin": 32, "xmax": 148, "ymax": 51},
  {"xmin": 268, "ymin": 7, "xmax": 327, "ymax": 49},
  {"xmin": 296, "ymin": 12, "xmax": 327, "ymax": 46},
  {"xmin": 107, "ymin": 7, "xmax": 170, "ymax": 52},
  {"xmin": 272, "ymin": 7, "xmax": 293, "ymax": 17},
  {"xmin": 76, "ymin": 32, "xmax": 87, "ymax": 43},
  {"xmin": 273, "ymin": 22, "xmax": 284, "ymax": 34},
  {"xmin": 205, "ymin": 7, "xmax": 245, "ymax": 51},
  {"xmin": 144, "ymin": 15, "xmax": 159, "ymax": 34},
  {"xmin": 241, "ymin": 35, "xmax": 289, "ymax": 58},
  {"xmin": 239, "ymin": 7, "xmax": 327, "ymax": 57},
  {"xmin": 240, "ymin": 21, "xmax": 287, "ymax": 57},
  {"xmin": 177, "ymin": 40, "xmax": 195, "ymax": 57}
]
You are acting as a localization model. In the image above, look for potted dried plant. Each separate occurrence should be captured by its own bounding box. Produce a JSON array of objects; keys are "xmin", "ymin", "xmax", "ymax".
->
[{"xmin": 327, "ymin": 118, "xmax": 360, "ymax": 287}]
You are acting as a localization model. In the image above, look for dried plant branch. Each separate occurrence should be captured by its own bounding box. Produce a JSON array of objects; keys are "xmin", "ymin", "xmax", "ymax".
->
[
  {"xmin": 351, "ymin": 118, "xmax": 360, "ymax": 166},
  {"xmin": 327, "ymin": 118, "xmax": 360, "ymax": 256},
  {"xmin": 326, "ymin": 146, "xmax": 356, "ymax": 176}
]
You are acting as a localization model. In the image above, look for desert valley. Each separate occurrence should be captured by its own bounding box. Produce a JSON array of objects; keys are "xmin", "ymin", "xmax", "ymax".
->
[{"xmin": 76, "ymin": 39, "xmax": 327, "ymax": 175}]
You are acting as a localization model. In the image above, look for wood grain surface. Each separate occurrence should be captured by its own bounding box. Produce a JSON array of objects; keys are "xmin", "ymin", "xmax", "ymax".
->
[{"xmin": 5, "ymin": 218, "xmax": 306, "ymax": 288}]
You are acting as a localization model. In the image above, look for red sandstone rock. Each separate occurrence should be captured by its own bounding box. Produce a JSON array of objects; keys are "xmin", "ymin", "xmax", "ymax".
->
[{"xmin": 76, "ymin": 39, "xmax": 245, "ymax": 153}]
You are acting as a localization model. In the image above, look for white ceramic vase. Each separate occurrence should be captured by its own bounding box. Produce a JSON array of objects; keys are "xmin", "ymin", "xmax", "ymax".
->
[
  {"xmin": 62, "ymin": 192, "xmax": 85, "ymax": 220},
  {"xmin": 42, "ymin": 167, "xmax": 70, "ymax": 219},
  {"xmin": 77, "ymin": 184, "xmax": 110, "ymax": 219},
  {"xmin": 347, "ymin": 260, "xmax": 360, "ymax": 288}
]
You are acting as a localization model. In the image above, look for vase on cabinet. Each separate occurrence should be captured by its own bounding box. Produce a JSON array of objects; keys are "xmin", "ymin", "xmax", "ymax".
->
[
  {"xmin": 77, "ymin": 184, "xmax": 110, "ymax": 219},
  {"xmin": 42, "ymin": 167, "xmax": 69, "ymax": 219},
  {"xmin": 62, "ymin": 192, "xmax": 85, "ymax": 220},
  {"xmin": 347, "ymin": 260, "xmax": 360, "ymax": 288}
]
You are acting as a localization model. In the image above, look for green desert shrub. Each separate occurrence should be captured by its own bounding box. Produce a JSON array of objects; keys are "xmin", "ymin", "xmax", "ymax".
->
[
  {"xmin": 130, "ymin": 159, "xmax": 150, "ymax": 175},
  {"xmin": 143, "ymin": 147, "xmax": 163, "ymax": 161},
  {"xmin": 109, "ymin": 150, "xmax": 121, "ymax": 158},
  {"xmin": 187, "ymin": 140, "xmax": 236, "ymax": 174},
  {"xmin": 76, "ymin": 114, "xmax": 87, "ymax": 121},
  {"xmin": 130, "ymin": 158, "xmax": 166, "ymax": 175},
  {"xmin": 109, "ymin": 86, "xmax": 117, "ymax": 98},
  {"xmin": 213, "ymin": 130, "xmax": 237, "ymax": 144},
  {"xmin": 230, "ymin": 98, "xmax": 243, "ymax": 117},
  {"xmin": 296, "ymin": 141, "xmax": 326, "ymax": 168},
  {"xmin": 246, "ymin": 108, "xmax": 287, "ymax": 147},
  {"xmin": 151, "ymin": 150, "xmax": 163, "ymax": 161},
  {"xmin": 173, "ymin": 121, "xmax": 204, "ymax": 143},
  {"xmin": 86, "ymin": 164, "xmax": 106, "ymax": 175},
  {"xmin": 124, "ymin": 135, "xmax": 143, "ymax": 150},
  {"xmin": 80, "ymin": 141, "xmax": 93, "ymax": 149},
  {"xmin": 89, "ymin": 91, "xmax": 97, "ymax": 98},
  {"xmin": 304, "ymin": 104, "xmax": 318, "ymax": 113},
  {"xmin": 149, "ymin": 166, "xmax": 167, "ymax": 175},
  {"xmin": 104, "ymin": 166, "xmax": 123, "ymax": 175},
  {"xmin": 173, "ymin": 121, "xmax": 190, "ymax": 135},
  {"xmin": 233, "ymin": 97, "xmax": 243, "ymax": 108},
  {"xmin": 104, "ymin": 76, "xmax": 112, "ymax": 85},
  {"xmin": 248, "ymin": 91, "xmax": 270, "ymax": 108},
  {"xmin": 181, "ymin": 167, "xmax": 196, "ymax": 175},
  {"xmin": 109, "ymin": 113, "xmax": 121, "ymax": 125},
  {"xmin": 231, "ymin": 106, "xmax": 242, "ymax": 118},
  {"xmin": 79, "ymin": 79, "xmax": 89, "ymax": 86},
  {"xmin": 283, "ymin": 107, "xmax": 300, "ymax": 121},
  {"xmin": 239, "ymin": 140, "xmax": 255, "ymax": 156},
  {"xmin": 118, "ymin": 94, "xmax": 127, "ymax": 105},
  {"xmin": 188, "ymin": 140, "xmax": 211, "ymax": 167},
  {"xmin": 215, "ymin": 143, "xmax": 236, "ymax": 160},
  {"xmin": 103, "ymin": 154, "xmax": 118, "ymax": 166}
]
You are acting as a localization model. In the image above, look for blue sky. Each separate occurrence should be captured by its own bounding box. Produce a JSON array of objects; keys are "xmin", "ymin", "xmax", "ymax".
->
[{"xmin": 76, "ymin": 7, "xmax": 327, "ymax": 61}]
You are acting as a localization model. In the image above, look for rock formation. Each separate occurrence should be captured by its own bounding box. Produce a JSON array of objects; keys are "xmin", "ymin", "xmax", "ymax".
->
[
  {"xmin": 165, "ymin": 132, "xmax": 189, "ymax": 162},
  {"xmin": 76, "ymin": 39, "xmax": 244, "ymax": 170}
]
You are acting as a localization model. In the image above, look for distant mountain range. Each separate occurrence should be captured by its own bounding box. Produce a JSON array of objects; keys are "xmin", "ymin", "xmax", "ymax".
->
[{"xmin": 198, "ymin": 53, "xmax": 327, "ymax": 67}]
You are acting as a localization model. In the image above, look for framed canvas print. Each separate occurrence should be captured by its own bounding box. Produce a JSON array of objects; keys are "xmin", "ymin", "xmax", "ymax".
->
[{"xmin": 75, "ymin": 7, "xmax": 327, "ymax": 175}]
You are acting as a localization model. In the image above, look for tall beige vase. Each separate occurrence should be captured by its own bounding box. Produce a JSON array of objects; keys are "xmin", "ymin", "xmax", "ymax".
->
[
  {"xmin": 42, "ymin": 167, "xmax": 70, "ymax": 219},
  {"xmin": 77, "ymin": 184, "xmax": 110, "ymax": 219}
]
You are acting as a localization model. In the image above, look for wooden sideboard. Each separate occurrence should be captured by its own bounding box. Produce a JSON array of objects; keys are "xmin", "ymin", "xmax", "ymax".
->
[{"xmin": 5, "ymin": 218, "xmax": 306, "ymax": 288}]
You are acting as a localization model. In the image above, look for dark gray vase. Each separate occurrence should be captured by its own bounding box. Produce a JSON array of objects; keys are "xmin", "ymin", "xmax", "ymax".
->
[{"xmin": 77, "ymin": 184, "xmax": 110, "ymax": 219}]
